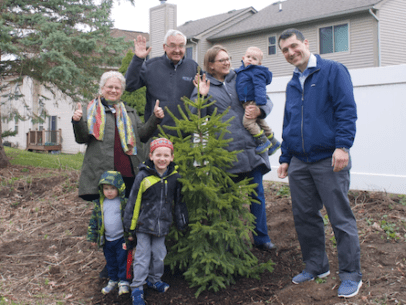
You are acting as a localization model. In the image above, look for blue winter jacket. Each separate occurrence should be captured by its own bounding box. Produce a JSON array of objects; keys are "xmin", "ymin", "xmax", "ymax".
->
[
  {"xmin": 279, "ymin": 55, "xmax": 357, "ymax": 164},
  {"xmin": 235, "ymin": 62, "xmax": 272, "ymax": 106}
]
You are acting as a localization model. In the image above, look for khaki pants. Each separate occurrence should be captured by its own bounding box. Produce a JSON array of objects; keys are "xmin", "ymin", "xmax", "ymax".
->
[{"xmin": 242, "ymin": 101, "xmax": 273, "ymax": 137}]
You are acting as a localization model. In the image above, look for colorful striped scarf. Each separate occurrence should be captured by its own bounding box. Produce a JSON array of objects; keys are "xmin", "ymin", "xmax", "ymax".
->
[{"xmin": 87, "ymin": 97, "xmax": 137, "ymax": 155}]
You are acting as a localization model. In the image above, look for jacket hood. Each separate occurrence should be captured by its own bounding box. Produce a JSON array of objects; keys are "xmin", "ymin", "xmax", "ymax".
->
[{"xmin": 98, "ymin": 170, "xmax": 126, "ymax": 201}]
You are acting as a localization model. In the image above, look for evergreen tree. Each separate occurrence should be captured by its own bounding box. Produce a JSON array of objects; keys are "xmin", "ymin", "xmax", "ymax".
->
[
  {"xmin": 0, "ymin": 0, "xmax": 134, "ymax": 167},
  {"xmin": 160, "ymin": 82, "xmax": 274, "ymax": 297}
]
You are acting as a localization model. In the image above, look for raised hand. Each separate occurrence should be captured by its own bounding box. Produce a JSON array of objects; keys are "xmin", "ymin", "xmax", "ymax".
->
[
  {"xmin": 134, "ymin": 34, "xmax": 152, "ymax": 59},
  {"xmin": 72, "ymin": 103, "xmax": 83, "ymax": 122},
  {"xmin": 153, "ymin": 100, "xmax": 164, "ymax": 119},
  {"xmin": 193, "ymin": 73, "xmax": 210, "ymax": 96}
]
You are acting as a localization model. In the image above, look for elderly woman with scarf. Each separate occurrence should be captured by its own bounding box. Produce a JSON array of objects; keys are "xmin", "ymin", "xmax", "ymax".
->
[
  {"xmin": 191, "ymin": 45, "xmax": 277, "ymax": 251},
  {"xmin": 72, "ymin": 71, "xmax": 164, "ymax": 201}
]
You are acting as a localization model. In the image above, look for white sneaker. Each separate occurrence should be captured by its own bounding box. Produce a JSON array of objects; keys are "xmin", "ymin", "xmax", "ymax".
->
[
  {"xmin": 101, "ymin": 280, "xmax": 118, "ymax": 294},
  {"xmin": 118, "ymin": 281, "xmax": 130, "ymax": 295}
]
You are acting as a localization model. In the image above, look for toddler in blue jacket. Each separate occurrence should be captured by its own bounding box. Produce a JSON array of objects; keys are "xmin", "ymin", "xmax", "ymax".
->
[{"xmin": 235, "ymin": 46, "xmax": 280, "ymax": 155}]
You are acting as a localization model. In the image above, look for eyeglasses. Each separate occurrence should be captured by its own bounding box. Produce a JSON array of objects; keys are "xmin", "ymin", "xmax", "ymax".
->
[
  {"xmin": 104, "ymin": 85, "xmax": 122, "ymax": 91},
  {"xmin": 165, "ymin": 44, "xmax": 186, "ymax": 50},
  {"xmin": 213, "ymin": 57, "xmax": 231, "ymax": 64}
]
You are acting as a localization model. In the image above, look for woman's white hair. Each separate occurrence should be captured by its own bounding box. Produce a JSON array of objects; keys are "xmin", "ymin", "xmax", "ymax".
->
[
  {"xmin": 98, "ymin": 71, "xmax": 126, "ymax": 95},
  {"xmin": 163, "ymin": 29, "xmax": 187, "ymax": 45}
]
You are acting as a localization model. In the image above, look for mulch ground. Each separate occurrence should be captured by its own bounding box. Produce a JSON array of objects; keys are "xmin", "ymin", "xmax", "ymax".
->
[{"xmin": 0, "ymin": 164, "xmax": 405, "ymax": 304}]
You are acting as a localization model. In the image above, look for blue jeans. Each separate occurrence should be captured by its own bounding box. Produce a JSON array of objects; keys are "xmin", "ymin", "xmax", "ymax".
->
[
  {"xmin": 103, "ymin": 236, "xmax": 128, "ymax": 282},
  {"xmin": 232, "ymin": 166, "xmax": 271, "ymax": 246}
]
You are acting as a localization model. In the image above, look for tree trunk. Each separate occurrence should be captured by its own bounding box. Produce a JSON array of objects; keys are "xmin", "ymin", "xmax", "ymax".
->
[
  {"xmin": 0, "ymin": 95, "xmax": 11, "ymax": 168},
  {"xmin": 0, "ymin": 142, "xmax": 10, "ymax": 168}
]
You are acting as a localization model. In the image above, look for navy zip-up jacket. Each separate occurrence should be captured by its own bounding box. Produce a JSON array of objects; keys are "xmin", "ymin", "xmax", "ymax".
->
[
  {"xmin": 235, "ymin": 62, "xmax": 272, "ymax": 106},
  {"xmin": 279, "ymin": 55, "xmax": 357, "ymax": 164},
  {"xmin": 125, "ymin": 54, "xmax": 199, "ymax": 137}
]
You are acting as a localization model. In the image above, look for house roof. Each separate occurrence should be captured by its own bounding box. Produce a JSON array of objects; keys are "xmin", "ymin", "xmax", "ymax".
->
[
  {"xmin": 205, "ymin": 0, "xmax": 384, "ymax": 41},
  {"xmin": 110, "ymin": 28, "xmax": 149, "ymax": 42},
  {"xmin": 177, "ymin": 8, "xmax": 255, "ymax": 39}
]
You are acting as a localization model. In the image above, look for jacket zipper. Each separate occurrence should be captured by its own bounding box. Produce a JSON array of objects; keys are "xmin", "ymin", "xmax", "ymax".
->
[
  {"xmin": 301, "ymin": 94, "xmax": 305, "ymax": 154},
  {"xmin": 158, "ymin": 178, "xmax": 164, "ymax": 235},
  {"xmin": 300, "ymin": 69, "xmax": 319, "ymax": 156}
]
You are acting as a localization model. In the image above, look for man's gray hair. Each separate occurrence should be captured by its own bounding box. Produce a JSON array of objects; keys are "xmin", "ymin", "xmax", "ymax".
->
[
  {"xmin": 163, "ymin": 29, "xmax": 187, "ymax": 45},
  {"xmin": 98, "ymin": 71, "xmax": 126, "ymax": 95}
]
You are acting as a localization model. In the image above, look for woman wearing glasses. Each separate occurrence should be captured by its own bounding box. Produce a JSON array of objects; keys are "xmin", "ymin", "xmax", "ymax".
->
[{"xmin": 191, "ymin": 45, "xmax": 277, "ymax": 252}]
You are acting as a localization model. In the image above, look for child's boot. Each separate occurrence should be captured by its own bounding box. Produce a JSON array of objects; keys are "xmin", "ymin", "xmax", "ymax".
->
[
  {"xmin": 118, "ymin": 280, "xmax": 130, "ymax": 296},
  {"xmin": 267, "ymin": 132, "xmax": 281, "ymax": 156},
  {"xmin": 101, "ymin": 280, "xmax": 118, "ymax": 294},
  {"xmin": 254, "ymin": 130, "xmax": 272, "ymax": 154},
  {"xmin": 131, "ymin": 287, "xmax": 145, "ymax": 305}
]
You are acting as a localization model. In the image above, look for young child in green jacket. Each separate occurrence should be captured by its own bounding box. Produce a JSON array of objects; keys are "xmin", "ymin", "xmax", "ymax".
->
[{"xmin": 87, "ymin": 170, "xmax": 132, "ymax": 296}]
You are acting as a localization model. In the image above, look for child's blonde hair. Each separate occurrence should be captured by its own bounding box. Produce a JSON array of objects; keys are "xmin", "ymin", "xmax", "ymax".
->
[{"xmin": 245, "ymin": 46, "xmax": 263, "ymax": 64}]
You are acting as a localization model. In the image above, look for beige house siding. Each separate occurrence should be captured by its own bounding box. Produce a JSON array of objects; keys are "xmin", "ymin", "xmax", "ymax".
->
[
  {"xmin": 379, "ymin": 0, "xmax": 406, "ymax": 66},
  {"xmin": 196, "ymin": 13, "xmax": 378, "ymax": 77},
  {"xmin": 197, "ymin": 39, "xmax": 213, "ymax": 68},
  {"xmin": 150, "ymin": 3, "xmax": 177, "ymax": 59}
]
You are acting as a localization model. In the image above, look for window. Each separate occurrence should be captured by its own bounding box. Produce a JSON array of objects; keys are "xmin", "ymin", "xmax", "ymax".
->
[
  {"xmin": 14, "ymin": 117, "xmax": 18, "ymax": 134},
  {"xmin": 48, "ymin": 116, "xmax": 57, "ymax": 143},
  {"xmin": 186, "ymin": 47, "xmax": 193, "ymax": 59},
  {"xmin": 268, "ymin": 36, "xmax": 276, "ymax": 55},
  {"xmin": 319, "ymin": 24, "xmax": 349, "ymax": 54}
]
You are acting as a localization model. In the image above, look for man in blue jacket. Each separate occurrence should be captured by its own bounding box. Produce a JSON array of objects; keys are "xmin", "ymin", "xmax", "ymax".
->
[{"xmin": 277, "ymin": 28, "xmax": 362, "ymax": 298}]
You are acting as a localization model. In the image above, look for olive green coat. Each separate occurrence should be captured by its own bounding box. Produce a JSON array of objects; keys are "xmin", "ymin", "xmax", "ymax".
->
[{"xmin": 73, "ymin": 101, "xmax": 160, "ymax": 200}]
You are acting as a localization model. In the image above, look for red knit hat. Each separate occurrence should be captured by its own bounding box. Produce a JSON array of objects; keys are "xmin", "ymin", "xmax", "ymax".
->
[{"xmin": 150, "ymin": 138, "xmax": 174, "ymax": 154}]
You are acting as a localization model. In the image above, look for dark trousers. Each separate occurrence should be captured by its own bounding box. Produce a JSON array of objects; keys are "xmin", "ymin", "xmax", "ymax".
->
[
  {"xmin": 288, "ymin": 157, "xmax": 362, "ymax": 282},
  {"xmin": 232, "ymin": 166, "xmax": 271, "ymax": 245},
  {"xmin": 103, "ymin": 236, "xmax": 128, "ymax": 282}
]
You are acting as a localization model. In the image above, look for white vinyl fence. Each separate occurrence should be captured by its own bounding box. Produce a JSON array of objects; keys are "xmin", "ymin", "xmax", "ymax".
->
[{"xmin": 264, "ymin": 64, "xmax": 406, "ymax": 195}]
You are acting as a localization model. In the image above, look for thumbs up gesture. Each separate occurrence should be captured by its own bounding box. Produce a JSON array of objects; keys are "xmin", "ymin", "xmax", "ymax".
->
[
  {"xmin": 153, "ymin": 100, "xmax": 164, "ymax": 119},
  {"xmin": 72, "ymin": 103, "xmax": 83, "ymax": 122}
]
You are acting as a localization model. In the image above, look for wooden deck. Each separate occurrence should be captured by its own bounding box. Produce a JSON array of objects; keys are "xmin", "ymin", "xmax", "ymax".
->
[{"xmin": 26, "ymin": 129, "xmax": 62, "ymax": 152}]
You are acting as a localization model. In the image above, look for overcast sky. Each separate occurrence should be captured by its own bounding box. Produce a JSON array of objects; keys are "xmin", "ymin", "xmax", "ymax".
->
[{"xmin": 111, "ymin": 0, "xmax": 277, "ymax": 33}]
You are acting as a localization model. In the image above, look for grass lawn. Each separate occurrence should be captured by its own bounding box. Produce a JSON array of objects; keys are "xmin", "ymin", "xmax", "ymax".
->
[{"xmin": 4, "ymin": 147, "xmax": 83, "ymax": 170}]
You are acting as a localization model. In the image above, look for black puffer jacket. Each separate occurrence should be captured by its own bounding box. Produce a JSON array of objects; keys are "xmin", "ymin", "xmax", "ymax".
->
[{"xmin": 123, "ymin": 159, "xmax": 188, "ymax": 237}]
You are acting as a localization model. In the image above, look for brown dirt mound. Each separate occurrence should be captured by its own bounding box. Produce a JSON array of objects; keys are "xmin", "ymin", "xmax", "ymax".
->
[{"xmin": 0, "ymin": 165, "xmax": 405, "ymax": 304}]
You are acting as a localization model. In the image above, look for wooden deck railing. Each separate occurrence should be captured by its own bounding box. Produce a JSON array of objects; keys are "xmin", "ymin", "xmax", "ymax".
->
[{"xmin": 26, "ymin": 129, "xmax": 62, "ymax": 152}]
